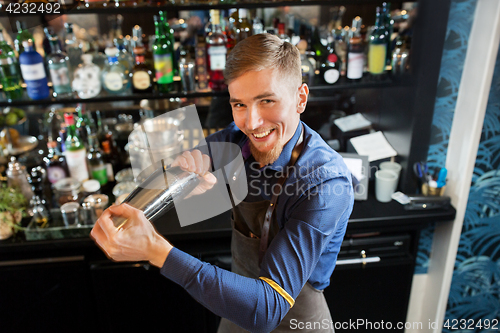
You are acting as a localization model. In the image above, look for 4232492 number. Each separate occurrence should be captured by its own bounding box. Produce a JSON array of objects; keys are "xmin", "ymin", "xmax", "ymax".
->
[
  {"xmin": 5, "ymin": 2, "xmax": 61, "ymax": 14},
  {"xmin": 444, "ymin": 319, "xmax": 499, "ymax": 330}
]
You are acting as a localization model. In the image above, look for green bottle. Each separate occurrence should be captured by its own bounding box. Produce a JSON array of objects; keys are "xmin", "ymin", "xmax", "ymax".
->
[
  {"xmin": 75, "ymin": 104, "xmax": 94, "ymax": 147},
  {"xmin": 0, "ymin": 29, "xmax": 23, "ymax": 101},
  {"xmin": 15, "ymin": 21, "xmax": 34, "ymax": 58},
  {"xmin": 87, "ymin": 133, "xmax": 108, "ymax": 186},
  {"xmin": 368, "ymin": 7, "xmax": 389, "ymax": 75},
  {"xmin": 153, "ymin": 15, "xmax": 175, "ymax": 93},
  {"xmin": 64, "ymin": 112, "xmax": 90, "ymax": 182},
  {"xmin": 159, "ymin": 11, "xmax": 178, "ymax": 76}
]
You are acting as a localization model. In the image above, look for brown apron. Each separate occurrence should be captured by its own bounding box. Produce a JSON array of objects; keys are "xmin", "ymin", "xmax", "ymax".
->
[{"xmin": 217, "ymin": 127, "xmax": 334, "ymax": 333}]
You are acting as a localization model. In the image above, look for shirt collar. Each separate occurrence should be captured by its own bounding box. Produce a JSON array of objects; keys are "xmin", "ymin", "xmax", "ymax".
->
[{"xmin": 241, "ymin": 122, "xmax": 302, "ymax": 171}]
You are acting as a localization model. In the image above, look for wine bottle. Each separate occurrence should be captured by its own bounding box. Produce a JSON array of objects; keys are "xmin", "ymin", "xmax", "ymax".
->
[
  {"xmin": 320, "ymin": 44, "xmax": 341, "ymax": 85},
  {"xmin": 87, "ymin": 133, "xmax": 108, "ymax": 186},
  {"xmin": 206, "ymin": 9, "xmax": 227, "ymax": 91},
  {"xmin": 44, "ymin": 140, "xmax": 70, "ymax": 185},
  {"xmin": 19, "ymin": 39, "xmax": 50, "ymax": 100},
  {"xmin": 132, "ymin": 46, "xmax": 154, "ymax": 93}
]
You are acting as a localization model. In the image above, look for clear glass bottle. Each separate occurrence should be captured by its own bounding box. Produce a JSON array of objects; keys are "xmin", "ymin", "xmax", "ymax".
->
[
  {"xmin": 114, "ymin": 37, "xmax": 134, "ymax": 75},
  {"xmin": 102, "ymin": 47, "xmax": 131, "ymax": 95},
  {"xmin": 153, "ymin": 15, "xmax": 175, "ymax": 93},
  {"xmin": 19, "ymin": 39, "xmax": 50, "ymax": 100},
  {"xmin": 6, "ymin": 156, "xmax": 35, "ymax": 200},
  {"xmin": 206, "ymin": 10, "xmax": 227, "ymax": 91},
  {"xmin": 46, "ymin": 35, "xmax": 73, "ymax": 98},
  {"xmin": 0, "ymin": 29, "xmax": 23, "ymax": 101},
  {"xmin": 64, "ymin": 112, "xmax": 89, "ymax": 182},
  {"xmin": 72, "ymin": 54, "xmax": 101, "ymax": 99},
  {"xmin": 64, "ymin": 22, "xmax": 83, "ymax": 75}
]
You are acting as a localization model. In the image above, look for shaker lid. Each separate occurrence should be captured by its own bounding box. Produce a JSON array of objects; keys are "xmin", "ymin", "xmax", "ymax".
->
[{"xmin": 54, "ymin": 177, "xmax": 81, "ymax": 192}]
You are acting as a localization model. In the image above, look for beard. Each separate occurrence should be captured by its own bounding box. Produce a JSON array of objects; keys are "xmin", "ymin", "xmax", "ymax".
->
[{"xmin": 249, "ymin": 137, "xmax": 284, "ymax": 167}]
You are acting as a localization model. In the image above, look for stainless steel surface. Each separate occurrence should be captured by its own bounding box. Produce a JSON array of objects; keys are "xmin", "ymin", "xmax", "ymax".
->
[{"xmin": 111, "ymin": 166, "xmax": 200, "ymax": 229}]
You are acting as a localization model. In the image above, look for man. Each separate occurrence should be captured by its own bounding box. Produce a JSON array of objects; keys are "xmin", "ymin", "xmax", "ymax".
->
[{"xmin": 91, "ymin": 33, "xmax": 354, "ymax": 332}]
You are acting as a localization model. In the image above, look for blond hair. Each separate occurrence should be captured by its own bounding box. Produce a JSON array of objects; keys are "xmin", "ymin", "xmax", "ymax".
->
[{"xmin": 224, "ymin": 33, "xmax": 302, "ymax": 89}]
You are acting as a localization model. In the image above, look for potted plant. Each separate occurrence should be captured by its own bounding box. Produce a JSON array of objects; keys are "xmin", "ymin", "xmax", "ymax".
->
[{"xmin": 0, "ymin": 183, "xmax": 27, "ymax": 240}]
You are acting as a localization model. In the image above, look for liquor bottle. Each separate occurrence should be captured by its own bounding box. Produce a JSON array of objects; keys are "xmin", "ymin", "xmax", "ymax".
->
[
  {"xmin": 311, "ymin": 27, "xmax": 329, "ymax": 70},
  {"xmin": 224, "ymin": 12, "xmax": 237, "ymax": 54},
  {"xmin": 368, "ymin": 7, "xmax": 388, "ymax": 75},
  {"xmin": 346, "ymin": 22, "xmax": 364, "ymax": 81},
  {"xmin": 296, "ymin": 40, "xmax": 314, "ymax": 85},
  {"xmin": 236, "ymin": 9, "xmax": 252, "ymax": 43},
  {"xmin": 87, "ymin": 133, "xmax": 108, "ymax": 186},
  {"xmin": 64, "ymin": 112, "xmax": 89, "ymax": 182},
  {"xmin": 44, "ymin": 140, "xmax": 70, "ymax": 184},
  {"xmin": 46, "ymin": 35, "xmax": 72, "ymax": 98},
  {"xmin": 72, "ymin": 54, "xmax": 101, "ymax": 99},
  {"xmin": 75, "ymin": 104, "xmax": 94, "ymax": 147},
  {"xmin": 15, "ymin": 21, "xmax": 33, "ymax": 58},
  {"xmin": 101, "ymin": 140, "xmax": 120, "ymax": 182},
  {"xmin": 320, "ymin": 44, "xmax": 341, "ymax": 85},
  {"xmin": 277, "ymin": 23, "xmax": 290, "ymax": 43},
  {"xmin": 64, "ymin": 22, "xmax": 83, "ymax": 75},
  {"xmin": 252, "ymin": 17, "xmax": 264, "ymax": 35},
  {"xmin": 114, "ymin": 37, "xmax": 134, "ymax": 75},
  {"xmin": 153, "ymin": 15, "xmax": 175, "ymax": 93},
  {"xmin": 382, "ymin": 2, "xmax": 393, "ymax": 65},
  {"xmin": 132, "ymin": 46, "xmax": 154, "ymax": 93},
  {"xmin": 19, "ymin": 39, "xmax": 50, "ymax": 100},
  {"xmin": 102, "ymin": 47, "xmax": 131, "ymax": 95},
  {"xmin": 0, "ymin": 29, "xmax": 23, "ymax": 101},
  {"xmin": 206, "ymin": 9, "xmax": 227, "ymax": 91}
]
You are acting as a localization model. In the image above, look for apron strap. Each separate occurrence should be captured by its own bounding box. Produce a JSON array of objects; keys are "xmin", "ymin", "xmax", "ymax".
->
[{"xmin": 259, "ymin": 124, "xmax": 304, "ymax": 265}]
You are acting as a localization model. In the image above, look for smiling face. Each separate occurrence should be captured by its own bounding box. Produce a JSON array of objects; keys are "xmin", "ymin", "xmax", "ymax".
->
[{"xmin": 229, "ymin": 68, "xmax": 308, "ymax": 167}]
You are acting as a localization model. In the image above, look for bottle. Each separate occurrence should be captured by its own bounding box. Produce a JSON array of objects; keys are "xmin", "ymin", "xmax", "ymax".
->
[
  {"xmin": 87, "ymin": 133, "xmax": 108, "ymax": 186},
  {"xmin": 132, "ymin": 46, "xmax": 154, "ymax": 93},
  {"xmin": 296, "ymin": 40, "xmax": 314, "ymax": 85},
  {"xmin": 75, "ymin": 104, "xmax": 94, "ymax": 146},
  {"xmin": 236, "ymin": 9, "xmax": 252, "ymax": 42},
  {"xmin": 368, "ymin": 7, "xmax": 389, "ymax": 75},
  {"xmin": 320, "ymin": 48, "xmax": 341, "ymax": 85},
  {"xmin": 159, "ymin": 11, "xmax": 178, "ymax": 76},
  {"xmin": 31, "ymin": 195, "xmax": 50, "ymax": 228},
  {"xmin": 6, "ymin": 156, "xmax": 35, "ymax": 201},
  {"xmin": 252, "ymin": 17, "xmax": 264, "ymax": 35},
  {"xmin": 277, "ymin": 23, "xmax": 290, "ymax": 43},
  {"xmin": 15, "ymin": 21, "xmax": 33, "ymax": 58},
  {"xmin": 101, "ymin": 140, "xmax": 119, "ymax": 182},
  {"xmin": 114, "ymin": 37, "xmax": 134, "ymax": 75},
  {"xmin": 0, "ymin": 29, "xmax": 23, "ymax": 101},
  {"xmin": 102, "ymin": 47, "xmax": 131, "ymax": 95},
  {"xmin": 46, "ymin": 35, "xmax": 73, "ymax": 98},
  {"xmin": 311, "ymin": 27, "xmax": 329, "ymax": 71},
  {"xmin": 382, "ymin": 2, "xmax": 393, "ymax": 65},
  {"xmin": 44, "ymin": 140, "xmax": 70, "ymax": 184},
  {"xmin": 64, "ymin": 112, "xmax": 89, "ymax": 182},
  {"xmin": 153, "ymin": 15, "xmax": 175, "ymax": 93},
  {"xmin": 206, "ymin": 10, "xmax": 227, "ymax": 91},
  {"xmin": 346, "ymin": 23, "xmax": 364, "ymax": 81},
  {"xmin": 64, "ymin": 22, "xmax": 83, "ymax": 75},
  {"xmin": 19, "ymin": 39, "xmax": 50, "ymax": 100},
  {"xmin": 72, "ymin": 54, "xmax": 101, "ymax": 99}
]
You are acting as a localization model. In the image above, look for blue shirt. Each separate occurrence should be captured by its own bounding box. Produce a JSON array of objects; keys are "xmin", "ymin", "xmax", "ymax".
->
[{"xmin": 161, "ymin": 121, "xmax": 354, "ymax": 332}]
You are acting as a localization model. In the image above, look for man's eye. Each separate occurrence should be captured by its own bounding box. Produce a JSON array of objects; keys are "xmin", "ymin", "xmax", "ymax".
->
[
  {"xmin": 261, "ymin": 99, "xmax": 273, "ymax": 104},
  {"xmin": 233, "ymin": 103, "xmax": 244, "ymax": 108}
]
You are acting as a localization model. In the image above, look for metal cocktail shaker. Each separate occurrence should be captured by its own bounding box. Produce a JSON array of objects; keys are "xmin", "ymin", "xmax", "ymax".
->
[{"xmin": 111, "ymin": 166, "xmax": 200, "ymax": 229}]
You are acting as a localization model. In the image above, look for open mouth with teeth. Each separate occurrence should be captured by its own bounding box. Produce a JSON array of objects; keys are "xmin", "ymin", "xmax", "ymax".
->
[{"xmin": 252, "ymin": 128, "xmax": 275, "ymax": 139}]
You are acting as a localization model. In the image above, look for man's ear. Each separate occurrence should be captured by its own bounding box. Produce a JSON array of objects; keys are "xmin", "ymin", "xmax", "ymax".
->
[{"xmin": 297, "ymin": 83, "xmax": 309, "ymax": 114}]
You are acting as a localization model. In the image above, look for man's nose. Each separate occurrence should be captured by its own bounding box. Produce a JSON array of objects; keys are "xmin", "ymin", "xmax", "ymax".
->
[{"xmin": 246, "ymin": 106, "xmax": 263, "ymax": 131}]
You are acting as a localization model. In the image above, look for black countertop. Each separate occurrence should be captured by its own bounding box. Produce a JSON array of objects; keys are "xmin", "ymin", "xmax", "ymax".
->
[{"xmin": 0, "ymin": 192, "xmax": 456, "ymax": 261}]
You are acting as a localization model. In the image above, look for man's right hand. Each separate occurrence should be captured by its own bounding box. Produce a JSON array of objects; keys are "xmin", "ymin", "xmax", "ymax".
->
[{"xmin": 171, "ymin": 149, "xmax": 217, "ymax": 197}]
